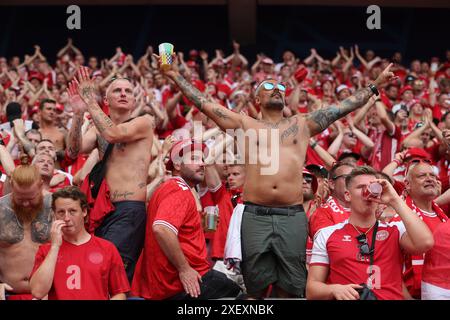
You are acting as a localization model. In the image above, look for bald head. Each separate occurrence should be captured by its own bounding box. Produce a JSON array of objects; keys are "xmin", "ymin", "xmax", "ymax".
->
[{"xmin": 105, "ymin": 78, "xmax": 136, "ymax": 110}]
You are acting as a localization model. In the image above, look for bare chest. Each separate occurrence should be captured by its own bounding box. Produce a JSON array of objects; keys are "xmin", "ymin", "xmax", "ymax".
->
[
  {"xmin": 40, "ymin": 128, "xmax": 65, "ymax": 148},
  {"xmin": 0, "ymin": 214, "xmax": 51, "ymax": 246}
]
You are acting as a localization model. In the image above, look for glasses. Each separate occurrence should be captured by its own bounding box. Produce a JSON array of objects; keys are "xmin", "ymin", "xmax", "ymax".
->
[
  {"xmin": 356, "ymin": 234, "xmax": 373, "ymax": 256},
  {"xmin": 303, "ymin": 175, "xmax": 314, "ymax": 183},
  {"xmin": 408, "ymin": 158, "xmax": 432, "ymax": 165},
  {"xmin": 344, "ymin": 132, "xmax": 355, "ymax": 138},
  {"xmin": 261, "ymin": 82, "xmax": 286, "ymax": 92},
  {"xmin": 332, "ymin": 174, "xmax": 349, "ymax": 180}
]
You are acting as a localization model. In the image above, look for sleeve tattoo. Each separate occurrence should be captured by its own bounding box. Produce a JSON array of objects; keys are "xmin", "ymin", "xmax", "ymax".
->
[
  {"xmin": 67, "ymin": 114, "xmax": 83, "ymax": 159},
  {"xmin": 173, "ymin": 74, "xmax": 209, "ymax": 111},
  {"xmin": 307, "ymin": 87, "xmax": 373, "ymax": 132}
]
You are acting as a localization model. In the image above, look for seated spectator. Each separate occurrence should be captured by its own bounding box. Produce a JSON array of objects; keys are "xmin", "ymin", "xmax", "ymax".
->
[
  {"xmin": 30, "ymin": 186, "xmax": 129, "ymax": 300},
  {"xmin": 307, "ymin": 166, "xmax": 434, "ymax": 300}
]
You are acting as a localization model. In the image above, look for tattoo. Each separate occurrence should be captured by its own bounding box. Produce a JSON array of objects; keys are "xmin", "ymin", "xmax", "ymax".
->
[
  {"xmin": 67, "ymin": 114, "xmax": 83, "ymax": 159},
  {"xmin": 257, "ymin": 118, "xmax": 291, "ymax": 129},
  {"xmin": 307, "ymin": 87, "xmax": 372, "ymax": 133},
  {"xmin": 97, "ymin": 134, "xmax": 109, "ymax": 156},
  {"xmin": 81, "ymin": 86, "xmax": 95, "ymax": 100},
  {"xmin": 110, "ymin": 190, "xmax": 134, "ymax": 201},
  {"xmin": 88, "ymin": 100, "xmax": 114, "ymax": 134},
  {"xmin": 138, "ymin": 182, "xmax": 146, "ymax": 189},
  {"xmin": 280, "ymin": 118, "xmax": 299, "ymax": 142},
  {"xmin": 213, "ymin": 107, "xmax": 230, "ymax": 120},
  {"xmin": 173, "ymin": 74, "xmax": 209, "ymax": 111},
  {"xmin": 0, "ymin": 195, "xmax": 52, "ymax": 245}
]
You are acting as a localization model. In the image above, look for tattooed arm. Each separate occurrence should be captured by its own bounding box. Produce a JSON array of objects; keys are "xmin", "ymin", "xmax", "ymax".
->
[
  {"xmin": 306, "ymin": 63, "xmax": 396, "ymax": 136},
  {"xmin": 154, "ymin": 54, "xmax": 243, "ymax": 131},
  {"xmin": 76, "ymin": 67, "xmax": 154, "ymax": 144}
]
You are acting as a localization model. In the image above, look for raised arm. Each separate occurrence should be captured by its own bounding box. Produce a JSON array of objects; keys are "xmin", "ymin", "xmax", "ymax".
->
[
  {"xmin": 306, "ymin": 63, "xmax": 396, "ymax": 136},
  {"xmin": 154, "ymin": 53, "xmax": 243, "ymax": 131},
  {"xmin": 76, "ymin": 67, "xmax": 154, "ymax": 144}
]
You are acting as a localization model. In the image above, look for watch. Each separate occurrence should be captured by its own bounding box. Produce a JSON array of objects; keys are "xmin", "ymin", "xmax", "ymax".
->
[{"xmin": 368, "ymin": 83, "xmax": 379, "ymax": 96}]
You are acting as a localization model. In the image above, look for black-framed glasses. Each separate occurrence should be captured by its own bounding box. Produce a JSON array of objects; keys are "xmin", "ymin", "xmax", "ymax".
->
[
  {"xmin": 332, "ymin": 174, "xmax": 349, "ymax": 180},
  {"xmin": 356, "ymin": 234, "xmax": 373, "ymax": 256},
  {"xmin": 262, "ymin": 82, "xmax": 286, "ymax": 92}
]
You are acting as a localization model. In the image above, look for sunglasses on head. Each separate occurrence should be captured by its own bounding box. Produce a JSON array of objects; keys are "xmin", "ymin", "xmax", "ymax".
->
[
  {"xmin": 109, "ymin": 75, "xmax": 132, "ymax": 84},
  {"xmin": 261, "ymin": 82, "xmax": 286, "ymax": 92},
  {"xmin": 356, "ymin": 234, "xmax": 373, "ymax": 256}
]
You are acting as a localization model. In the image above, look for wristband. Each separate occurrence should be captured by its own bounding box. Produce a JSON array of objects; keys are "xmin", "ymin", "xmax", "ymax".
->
[
  {"xmin": 310, "ymin": 141, "xmax": 318, "ymax": 149},
  {"xmin": 368, "ymin": 83, "xmax": 379, "ymax": 96}
]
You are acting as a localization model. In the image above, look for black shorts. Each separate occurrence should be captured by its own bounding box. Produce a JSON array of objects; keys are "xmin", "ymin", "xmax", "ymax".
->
[
  {"xmin": 241, "ymin": 202, "xmax": 308, "ymax": 297},
  {"xmin": 95, "ymin": 200, "xmax": 147, "ymax": 283}
]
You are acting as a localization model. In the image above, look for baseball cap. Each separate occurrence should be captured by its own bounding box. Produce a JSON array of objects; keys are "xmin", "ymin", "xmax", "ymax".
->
[
  {"xmin": 400, "ymin": 85, "xmax": 413, "ymax": 96},
  {"xmin": 336, "ymin": 84, "xmax": 350, "ymax": 94},
  {"xmin": 302, "ymin": 168, "xmax": 318, "ymax": 194},
  {"xmin": 391, "ymin": 103, "xmax": 408, "ymax": 116},
  {"xmin": 28, "ymin": 71, "xmax": 44, "ymax": 82},
  {"xmin": 165, "ymin": 139, "xmax": 209, "ymax": 171},
  {"xmin": 262, "ymin": 57, "xmax": 274, "ymax": 65},
  {"xmin": 305, "ymin": 164, "xmax": 329, "ymax": 179},
  {"xmin": 337, "ymin": 152, "xmax": 361, "ymax": 162},
  {"xmin": 404, "ymin": 147, "xmax": 431, "ymax": 161}
]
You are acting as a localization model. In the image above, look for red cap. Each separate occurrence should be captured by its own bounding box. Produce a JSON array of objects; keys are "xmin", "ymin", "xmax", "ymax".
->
[
  {"xmin": 165, "ymin": 139, "xmax": 209, "ymax": 171},
  {"xmin": 28, "ymin": 71, "xmax": 44, "ymax": 82},
  {"xmin": 400, "ymin": 85, "xmax": 413, "ymax": 96},
  {"xmin": 302, "ymin": 168, "xmax": 318, "ymax": 194},
  {"xmin": 405, "ymin": 147, "xmax": 431, "ymax": 161}
]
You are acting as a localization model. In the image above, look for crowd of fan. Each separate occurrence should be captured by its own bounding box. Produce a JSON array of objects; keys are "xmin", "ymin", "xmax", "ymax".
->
[{"xmin": 0, "ymin": 38, "xmax": 450, "ymax": 300}]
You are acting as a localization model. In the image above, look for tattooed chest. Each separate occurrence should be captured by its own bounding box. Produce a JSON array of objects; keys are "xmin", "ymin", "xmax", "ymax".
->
[{"xmin": 0, "ymin": 217, "xmax": 51, "ymax": 245}]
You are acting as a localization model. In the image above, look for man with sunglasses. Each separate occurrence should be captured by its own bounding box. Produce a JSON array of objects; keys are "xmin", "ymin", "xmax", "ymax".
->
[
  {"xmin": 401, "ymin": 161, "xmax": 447, "ymax": 299},
  {"xmin": 307, "ymin": 166, "xmax": 433, "ymax": 300},
  {"xmin": 66, "ymin": 67, "xmax": 154, "ymax": 283},
  {"xmin": 156, "ymin": 51, "xmax": 396, "ymax": 298}
]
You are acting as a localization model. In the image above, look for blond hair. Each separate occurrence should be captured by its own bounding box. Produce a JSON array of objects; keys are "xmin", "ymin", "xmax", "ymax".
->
[{"xmin": 11, "ymin": 165, "xmax": 42, "ymax": 188}]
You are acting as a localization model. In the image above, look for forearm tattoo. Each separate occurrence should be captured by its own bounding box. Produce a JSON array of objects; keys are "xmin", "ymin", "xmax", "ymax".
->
[
  {"xmin": 88, "ymin": 100, "xmax": 114, "ymax": 134},
  {"xmin": 173, "ymin": 74, "xmax": 209, "ymax": 111},
  {"xmin": 67, "ymin": 114, "xmax": 83, "ymax": 159},
  {"xmin": 307, "ymin": 87, "xmax": 373, "ymax": 132},
  {"xmin": 213, "ymin": 107, "xmax": 229, "ymax": 120}
]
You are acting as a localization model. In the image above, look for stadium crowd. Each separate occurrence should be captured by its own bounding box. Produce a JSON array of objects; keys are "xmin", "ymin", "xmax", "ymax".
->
[{"xmin": 0, "ymin": 38, "xmax": 450, "ymax": 300}]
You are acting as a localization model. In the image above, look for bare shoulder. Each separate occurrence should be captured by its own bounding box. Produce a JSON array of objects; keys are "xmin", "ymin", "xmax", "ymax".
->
[
  {"xmin": 0, "ymin": 194, "xmax": 24, "ymax": 244},
  {"xmin": 30, "ymin": 194, "xmax": 53, "ymax": 244},
  {"xmin": 131, "ymin": 114, "xmax": 154, "ymax": 128}
]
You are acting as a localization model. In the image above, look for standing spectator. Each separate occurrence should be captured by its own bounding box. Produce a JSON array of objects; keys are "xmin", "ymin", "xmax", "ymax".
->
[
  {"xmin": 131, "ymin": 140, "xmax": 240, "ymax": 299},
  {"xmin": 307, "ymin": 166, "xmax": 434, "ymax": 300},
  {"xmin": 38, "ymin": 98, "xmax": 67, "ymax": 159},
  {"xmin": 30, "ymin": 186, "xmax": 129, "ymax": 300},
  {"xmin": 157, "ymin": 50, "xmax": 396, "ymax": 298}
]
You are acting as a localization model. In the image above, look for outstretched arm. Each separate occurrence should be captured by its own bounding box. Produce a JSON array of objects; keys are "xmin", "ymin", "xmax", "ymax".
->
[
  {"xmin": 154, "ymin": 53, "xmax": 243, "ymax": 131},
  {"xmin": 306, "ymin": 63, "xmax": 396, "ymax": 136}
]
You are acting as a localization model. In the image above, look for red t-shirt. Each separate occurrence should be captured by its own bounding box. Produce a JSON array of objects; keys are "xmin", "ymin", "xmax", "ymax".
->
[
  {"xmin": 311, "ymin": 220, "xmax": 406, "ymax": 300},
  {"xmin": 31, "ymin": 236, "xmax": 129, "ymax": 300},
  {"xmin": 131, "ymin": 177, "xmax": 210, "ymax": 300},
  {"xmin": 309, "ymin": 196, "xmax": 351, "ymax": 239},
  {"xmin": 422, "ymin": 221, "xmax": 450, "ymax": 290},
  {"xmin": 209, "ymin": 183, "xmax": 234, "ymax": 260}
]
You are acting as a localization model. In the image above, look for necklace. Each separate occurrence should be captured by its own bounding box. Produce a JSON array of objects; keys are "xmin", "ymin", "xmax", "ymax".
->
[{"xmin": 349, "ymin": 221, "xmax": 376, "ymax": 236}]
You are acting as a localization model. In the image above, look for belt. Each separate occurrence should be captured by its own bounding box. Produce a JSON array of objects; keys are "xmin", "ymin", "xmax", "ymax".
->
[{"xmin": 244, "ymin": 201, "xmax": 304, "ymax": 216}]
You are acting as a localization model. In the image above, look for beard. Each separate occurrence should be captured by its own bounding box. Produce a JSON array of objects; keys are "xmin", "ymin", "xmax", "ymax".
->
[
  {"xmin": 12, "ymin": 194, "xmax": 44, "ymax": 224},
  {"xmin": 265, "ymin": 94, "xmax": 285, "ymax": 110}
]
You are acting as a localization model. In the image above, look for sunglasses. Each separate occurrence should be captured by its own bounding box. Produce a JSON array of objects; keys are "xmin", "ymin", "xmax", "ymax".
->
[
  {"xmin": 332, "ymin": 174, "xmax": 349, "ymax": 181},
  {"xmin": 303, "ymin": 175, "xmax": 313, "ymax": 183},
  {"xmin": 356, "ymin": 234, "xmax": 373, "ymax": 256},
  {"xmin": 261, "ymin": 82, "xmax": 286, "ymax": 92},
  {"xmin": 408, "ymin": 158, "xmax": 432, "ymax": 165}
]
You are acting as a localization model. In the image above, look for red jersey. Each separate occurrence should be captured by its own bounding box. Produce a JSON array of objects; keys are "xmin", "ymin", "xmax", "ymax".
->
[
  {"xmin": 368, "ymin": 125, "xmax": 401, "ymax": 171},
  {"xmin": 310, "ymin": 220, "xmax": 406, "ymax": 300},
  {"xmin": 209, "ymin": 183, "xmax": 234, "ymax": 260},
  {"xmin": 31, "ymin": 236, "xmax": 129, "ymax": 300},
  {"xmin": 309, "ymin": 196, "xmax": 351, "ymax": 239},
  {"xmin": 422, "ymin": 221, "xmax": 450, "ymax": 290},
  {"xmin": 131, "ymin": 177, "xmax": 210, "ymax": 300},
  {"xmin": 402, "ymin": 196, "xmax": 447, "ymax": 298}
]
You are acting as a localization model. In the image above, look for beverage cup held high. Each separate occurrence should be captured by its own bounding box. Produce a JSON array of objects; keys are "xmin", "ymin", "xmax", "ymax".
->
[
  {"xmin": 363, "ymin": 182, "xmax": 383, "ymax": 199},
  {"xmin": 158, "ymin": 43, "xmax": 174, "ymax": 71}
]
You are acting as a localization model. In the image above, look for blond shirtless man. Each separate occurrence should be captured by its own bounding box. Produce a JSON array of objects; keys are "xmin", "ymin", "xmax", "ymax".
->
[
  {"xmin": 66, "ymin": 67, "xmax": 153, "ymax": 282},
  {"xmin": 157, "ymin": 52, "xmax": 395, "ymax": 298},
  {"xmin": 0, "ymin": 165, "xmax": 52, "ymax": 300}
]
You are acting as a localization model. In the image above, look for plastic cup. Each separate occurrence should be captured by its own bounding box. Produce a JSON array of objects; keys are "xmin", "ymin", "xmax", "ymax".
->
[{"xmin": 158, "ymin": 43, "xmax": 174, "ymax": 71}]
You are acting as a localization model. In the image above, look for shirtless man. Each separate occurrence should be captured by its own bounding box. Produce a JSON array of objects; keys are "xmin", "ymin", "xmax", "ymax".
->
[
  {"xmin": 66, "ymin": 67, "xmax": 153, "ymax": 282},
  {"xmin": 157, "ymin": 52, "xmax": 395, "ymax": 298},
  {"xmin": 0, "ymin": 165, "xmax": 52, "ymax": 300},
  {"xmin": 38, "ymin": 99, "xmax": 67, "ymax": 163}
]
